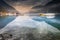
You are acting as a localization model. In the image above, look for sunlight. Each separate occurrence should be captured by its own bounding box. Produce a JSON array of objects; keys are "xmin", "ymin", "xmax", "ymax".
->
[{"xmin": 45, "ymin": 13, "xmax": 55, "ymax": 18}]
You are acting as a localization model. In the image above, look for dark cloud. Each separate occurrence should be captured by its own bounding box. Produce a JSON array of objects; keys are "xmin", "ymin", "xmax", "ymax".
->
[
  {"xmin": 32, "ymin": 0, "xmax": 60, "ymax": 13},
  {"xmin": 0, "ymin": 0, "xmax": 18, "ymax": 12},
  {"xmin": 32, "ymin": 4, "xmax": 60, "ymax": 13},
  {"xmin": 0, "ymin": 0, "xmax": 60, "ymax": 14},
  {"xmin": 3, "ymin": 0, "xmax": 52, "ymax": 6},
  {"xmin": 3, "ymin": 0, "xmax": 52, "ymax": 14}
]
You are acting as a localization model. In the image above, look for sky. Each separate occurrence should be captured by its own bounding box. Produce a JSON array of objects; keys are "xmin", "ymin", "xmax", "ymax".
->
[
  {"xmin": 0, "ymin": 0, "xmax": 60, "ymax": 15},
  {"xmin": 0, "ymin": 0, "xmax": 17, "ymax": 12}
]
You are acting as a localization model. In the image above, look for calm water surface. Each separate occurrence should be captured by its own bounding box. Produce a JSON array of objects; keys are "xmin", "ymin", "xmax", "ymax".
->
[
  {"xmin": 0, "ymin": 16, "xmax": 60, "ymax": 30},
  {"xmin": 0, "ymin": 16, "xmax": 16, "ymax": 29}
]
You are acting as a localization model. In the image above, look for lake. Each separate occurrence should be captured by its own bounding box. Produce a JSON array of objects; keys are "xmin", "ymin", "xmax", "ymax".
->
[
  {"xmin": 0, "ymin": 16, "xmax": 16, "ymax": 29},
  {"xmin": 0, "ymin": 16, "xmax": 60, "ymax": 30}
]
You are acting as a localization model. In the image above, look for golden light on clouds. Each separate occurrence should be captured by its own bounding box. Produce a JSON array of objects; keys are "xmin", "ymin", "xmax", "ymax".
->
[
  {"xmin": 14, "ymin": 5, "xmax": 33, "ymax": 14},
  {"xmin": 3, "ymin": 0, "xmax": 55, "ymax": 15}
]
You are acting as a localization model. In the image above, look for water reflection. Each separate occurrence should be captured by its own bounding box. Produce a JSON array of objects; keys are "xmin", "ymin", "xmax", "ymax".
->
[
  {"xmin": 0, "ymin": 16, "xmax": 60, "ymax": 30},
  {"xmin": 0, "ymin": 16, "xmax": 16, "ymax": 29}
]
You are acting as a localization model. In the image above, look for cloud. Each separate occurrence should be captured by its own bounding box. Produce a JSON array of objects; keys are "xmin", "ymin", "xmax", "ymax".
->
[
  {"xmin": 1, "ymin": 0, "xmax": 60, "ymax": 14},
  {"xmin": 4, "ymin": 0, "xmax": 52, "ymax": 6},
  {"xmin": 3, "ymin": 0, "xmax": 52, "ymax": 14}
]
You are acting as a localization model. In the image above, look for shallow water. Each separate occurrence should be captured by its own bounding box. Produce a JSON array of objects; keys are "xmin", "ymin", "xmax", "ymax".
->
[
  {"xmin": 0, "ymin": 16, "xmax": 16, "ymax": 29},
  {"xmin": 0, "ymin": 16, "xmax": 60, "ymax": 29},
  {"xmin": 0, "ymin": 16, "xmax": 60, "ymax": 40}
]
